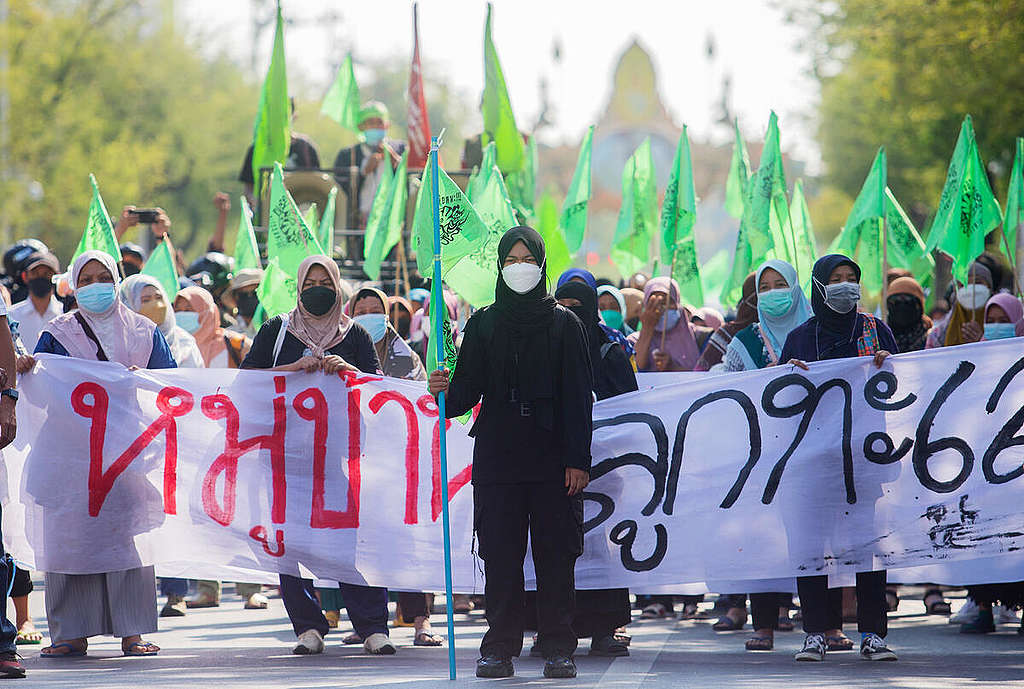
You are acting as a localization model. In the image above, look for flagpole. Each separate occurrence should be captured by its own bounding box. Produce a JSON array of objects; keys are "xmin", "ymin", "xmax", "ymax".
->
[{"xmin": 430, "ymin": 134, "xmax": 457, "ymax": 681}]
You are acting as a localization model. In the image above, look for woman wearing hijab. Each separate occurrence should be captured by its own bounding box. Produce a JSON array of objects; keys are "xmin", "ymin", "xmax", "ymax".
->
[
  {"xmin": 620, "ymin": 288, "xmax": 644, "ymax": 332},
  {"xmin": 550, "ymin": 279, "xmax": 636, "ymax": 656},
  {"xmin": 120, "ymin": 275, "xmax": 204, "ymax": 369},
  {"xmin": 695, "ymin": 274, "xmax": 757, "ymax": 372},
  {"xmin": 36, "ymin": 251, "xmax": 176, "ymax": 659},
  {"xmin": 886, "ymin": 277, "xmax": 932, "ymax": 353},
  {"xmin": 981, "ymin": 293, "xmax": 1024, "ymax": 339},
  {"xmin": 241, "ymin": 256, "xmax": 396, "ymax": 657},
  {"xmin": 560, "ymin": 269, "xmax": 635, "ymax": 357},
  {"xmin": 429, "ymin": 226, "xmax": 593, "ymax": 680},
  {"xmin": 411, "ymin": 289, "xmax": 459, "ymax": 365},
  {"xmin": 780, "ymin": 254, "xmax": 898, "ymax": 663},
  {"xmin": 723, "ymin": 260, "xmax": 812, "ymax": 372},
  {"xmin": 388, "ymin": 296, "xmax": 415, "ymax": 340},
  {"xmin": 173, "ymin": 286, "xmax": 250, "ymax": 368},
  {"xmin": 597, "ymin": 285, "xmax": 634, "ymax": 337},
  {"xmin": 925, "ymin": 262, "xmax": 993, "ymax": 348},
  {"xmin": 693, "ymin": 307, "xmax": 724, "ymax": 331},
  {"xmin": 628, "ymin": 277, "xmax": 712, "ymax": 372}
]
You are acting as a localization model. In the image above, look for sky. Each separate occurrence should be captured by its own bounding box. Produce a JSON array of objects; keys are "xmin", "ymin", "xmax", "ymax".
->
[{"xmin": 179, "ymin": 0, "xmax": 820, "ymax": 169}]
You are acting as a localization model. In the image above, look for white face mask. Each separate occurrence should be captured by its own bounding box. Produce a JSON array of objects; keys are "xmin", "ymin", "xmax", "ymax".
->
[
  {"xmin": 502, "ymin": 263, "xmax": 542, "ymax": 294},
  {"xmin": 957, "ymin": 284, "xmax": 991, "ymax": 310}
]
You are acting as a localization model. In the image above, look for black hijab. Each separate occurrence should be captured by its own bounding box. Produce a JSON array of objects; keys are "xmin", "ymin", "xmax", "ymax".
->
[
  {"xmin": 810, "ymin": 253, "xmax": 863, "ymax": 358},
  {"xmin": 492, "ymin": 225, "xmax": 557, "ymax": 330}
]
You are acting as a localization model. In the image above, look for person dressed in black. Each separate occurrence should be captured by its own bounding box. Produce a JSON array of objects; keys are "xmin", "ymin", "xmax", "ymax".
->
[
  {"xmin": 780, "ymin": 254, "xmax": 899, "ymax": 663},
  {"xmin": 241, "ymin": 255, "xmax": 397, "ymax": 657},
  {"xmin": 550, "ymin": 279, "xmax": 636, "ymax": 656},
  {"xmin": 429, "ymin": 226, "xmax": 593, "ymax": 679},
  {"xmin": 239, "ymin": 98, "xmax": 321, "ymax": 208}
]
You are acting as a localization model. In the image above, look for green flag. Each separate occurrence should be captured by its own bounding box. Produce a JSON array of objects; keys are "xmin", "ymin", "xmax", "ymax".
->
[
  {"xmin": 536, "ymin": 192, "xmax": 570, "ymax": 285},
  {"xmin": 467, "ymin": 141, "xmax": 499, "ymax": 203},
  {"xmin": 318, "ymin": 187, "xmax": 337, "ymax": 256},
  {"xmin": 559, "ymin": 125, "xmax": 593, "ymax": 255},
  {"xmin": 445, "ymin": 150, "xmax": 517, "ymax": 307},
  {"xmin": 725, "ymin": 119, "xmax": 750, "ymax": 220},
  {"xmin": 362, "ymin": 156, "xmax": 395, "ymax": 268},
  {"xmin": 425, "ymin": 279, "xmax": 459, "ymax": 376},
  {"xmin": 507, "ymin": 134, "xmax": 537, "ymax": 222},
  {"xmin": 1003, "ymin": 137, "xmax": 1024, "ymax": 269},
  {"xmin": 834, "ymin": 147, "xmax": 887, "ymax": 268},
  {"xmin": 660, "ymin": 126, "xmax": 702, "ymax": 306},
  {"xmin": 925, "ymin": 115, "xmax": 1003, "ymax": 283},
  {"xmin": 611, "ymin": 138, "xmax": 657, "ymax": 278},
  {"xmin": 234, "ymin": 196, "xmax": 262, "ymax": 272},
  {"xmin": 700, "ymin": 248, "xmax": 731, "ymax": 308},
  {"xmin": 302, "ymin": 203, "xmax": 318, "ymax": 233},
  {"xmin": 885, "ymin": 187, "xmax": 934, "ymax": 289},
  {"xmin": 789, "ymin": 179, "xmax": 818, "ymax": 293},
  {"xmin": 141, "ymin": 237, "xmax": 179, "ymax": 300},
  {"xmin": 266, "ymin": 162, "xmax": 325, "ymax": 277},
  {"xmin": 250, "ymin": 2, "xmax": 290, "ymax": 195},
  {"xmin": 71, "ymin": 174, "xmax": 122, "ymax": 264},
  {"xmin": 412, "ymin": 162, "xmax": 488, "ymax": 279},
  {"xmin": 364, "ymin": 152, "xmax": 410, "ymax": 281},
  {"xmin": 256, "ymin": 256, "xmax": 297, "ymax": 319},
  {"xmin": 320, "ymin": 54, "xmax": 361, "ymax": 131},
  {"xmin": 481, "ymin": 3, "xmax": 524, "ymax": 174}
]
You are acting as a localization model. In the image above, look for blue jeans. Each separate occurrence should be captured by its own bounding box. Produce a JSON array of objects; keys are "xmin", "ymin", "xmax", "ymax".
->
[
  {"xmin": 279, "ymin": 575, "xmax": 388, "ymax": 639},
  {"xmin": 159, "ymin": 578, "xmax": 189, "ymax": 597}
]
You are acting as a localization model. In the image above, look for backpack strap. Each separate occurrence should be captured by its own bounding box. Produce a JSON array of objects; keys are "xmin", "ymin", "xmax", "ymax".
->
[
  {"xmin": 272, "ymin": 314, "xmax": 290, "ymax": 367},
  {"xmin": 600, "ymin": 342, "xmax": 616, "ymax": 359},
  {"xmin": 74, "ymin": 312, "xmax": 109, "ymax": 362}
]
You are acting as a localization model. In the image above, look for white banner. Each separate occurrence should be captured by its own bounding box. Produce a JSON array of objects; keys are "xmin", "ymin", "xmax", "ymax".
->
[{"xmin": 5, "ymin": 342, "xmax": 1024, "ymax": 592}]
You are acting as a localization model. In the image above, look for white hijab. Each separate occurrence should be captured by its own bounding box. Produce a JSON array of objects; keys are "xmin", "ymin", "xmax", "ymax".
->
[{"xmin": 120, "ymin": 274, "xmax": 204, "ymax": 368}]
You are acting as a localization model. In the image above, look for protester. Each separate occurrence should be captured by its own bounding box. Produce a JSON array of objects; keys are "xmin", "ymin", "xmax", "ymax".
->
[
  {"xmin": 8, "ymin": 251, "xmax": 62, "ymax": 352},
  {"xmin": 36, "ymin": 250, "xmax": 175, "ymax": 659},
  {"xmin": 224, "ymin": 268, "xmax": 264, "ymax": 338},
  {"xmin": 558, "ymin": 269, "xmax": 634, "ymax": 357},
  {"xmin": 239, "ymin": 98, "xmax": 321, "ymax": 208},
  {"xmin": 2, "ymin": 239, "xmax": 49, "ymax": 304},
  {"xmin": 620, "ymin": 287, "xmax": 644, "ymax": 331},
  {"xmin": 629, "ymin": 277, "xmax": 712, "ymax": 372},
  {"xmin": 184, "ymin": 253, "xmax": 235, "ymax": 319},
  {"xmin": 627, "ymin": 272, "xmax": 648, "ymax": 291},
  {"xmin": 388, "ymin": 295, "xmax": 414, "ymax": 340},
  {"xmin": 411, "ymin": 288, "xmax": 459, "ymax": 365},
  {"xmin": 174, "ymin": 286, "xmax": 250, "ymax": 368},
  {"xmin": 925, "ymin": 262, "xmax": 992, "ymax": 348},
  {"xmin": 694, "ymin": 274, "xmax": 756, "ymax": 372},
  {"xmin": 980, "ymin": 293, "xmax": 1024, "ymax": 340},
  {"xmin": 781, "ymin": 253, "xmax": 898, "ymax": 663},
  {"xmin": 692, "ymin": 307, "xmax": 724, "ymax": 331},
  {"xmin": 121, "ymin": 275, "xmax": 204, "ymax": 369},
  {"xmin": 596, "ymin": 284, "xmax": 634, "ymax": 337},
  {"xmin": 241, "ymin": 255, "xmax": 395, "ymax": 656},
  {"xmin": 429, "ymin": 226, "xmax": 593, "ymax": 679},
  {"xmin": 886, "ymin": 277, "xmax": 932, "ymax": 353}
]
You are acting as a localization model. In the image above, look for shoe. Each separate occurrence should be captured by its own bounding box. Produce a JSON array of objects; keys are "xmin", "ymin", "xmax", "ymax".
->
[
  {"xmin": 960, "ymin": 606, "xmax": 996, "ymax": 634},
  {"xmin": 795, "ymin": 633, "xmax": 826, "ymax": 662},
  {"xmin": 476, "ymin": 655, "xmax": 514, "ymax": 678},
  {"xmin": 363, "ymin": 632, "xmax": 397, "ymax": 655},
  {"xmin": 186, "ymin": 594, "xmax": 220, "ymax": 609},
  {"xmin": 292, "ymin": 629, "xmax": 325, "ymax": 655},
  {"xmin": 589, "ymin": 635, "xmax": 629, "ymax": 657},
  {"xmin": 543, "ymin": 656, "xmax": 577, "ymax": 679},
  {"xmin": 244, "ymin": 593, "xmax": 268, "ymax": 610},
  {"xmin": 996, "ymin": 605, "xmax": 1021, "ymax": 625},
  {"xmin": 159, "ymin": 595, "xmax": 186, "ymax": 617},
  {"xmin": 950, "ymin": 598, "xmax": 979, "ymax": 624},
  {"xmin": 324, "ymin": 610, "xmax": 340, "ymax": 629},
  {"xmin": 860, "ymin": 633, "xmax": 897, "ymax": 661},
  {"xmin": 0, "ymin": 652, "xmax": 25, "ymax": 678}
]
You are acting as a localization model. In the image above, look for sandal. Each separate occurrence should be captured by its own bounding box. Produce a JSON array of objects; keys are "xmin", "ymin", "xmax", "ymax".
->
[
  {"xmin": 413, "ymin": 631, "xmax": 444, "ymax": 646},
  {"xmin": 712, "ymin": 613, "xmax": 747, "ymax": 631},
  {"xmin": 123, "ymin": 641, "xmax": 160, "ymax": 656},
  {"xmin": 641, "ymin": 603, "xmax": 670, "ymax": 619},
  {"xmin": 16, "ymin": 626, "xmax": 42, "ymax": 645},
  {"xmin": 745, "ymin": 635, "xmax": 773, "ymax": 651},
  {"xmin": 186, "ymin": 594, "xmax": 220, "ymax": 609},
  {"xmin": 41, "ymin": 642, "xmax": 86, "ymax": 658},
  {"xmin": 614, "ymin": 628, "xmax": 632, "ymax": 646},
  {"xmin": 342, "ymin": 632, "xmax": 363, "ymax": 645},
  {"xmin": 825, "ymin": 633, "xmax": 854, "ymax": 651},
  {"xmin": 777, "ymin": 616, "xmax": 795, "ymax": 632},
  {"xmin": 924, "ymin": 590, "xmax": 952, "ymax": 615}
]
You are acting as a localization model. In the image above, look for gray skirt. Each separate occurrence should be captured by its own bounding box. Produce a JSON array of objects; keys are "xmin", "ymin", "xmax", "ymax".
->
[{"xmin": 44, "ymin": 566, "xmax": 157, "ymax": 641}]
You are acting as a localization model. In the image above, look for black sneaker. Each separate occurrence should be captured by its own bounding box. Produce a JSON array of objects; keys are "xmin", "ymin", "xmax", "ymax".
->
[
  {"xmin": 860, "ymin": 633, "xmax": 897, "ymax": 661},
  {"xmin": 589, "ymin": 635, "xmax": 629, "ymax": 657},
  {"xmin": 543, "ymin": 656, "xmax": 577, "ymax": 679},
  {"xmin": 476, "ymin": 655, "xmax": 514, "ymax": 678},
  {"xmin": 0, "ymin": 652, "xmax": 25, "ymax": 679},
  {"xmin": 795, "ymin": 633, "xmax": 826, "ymax": 662}
]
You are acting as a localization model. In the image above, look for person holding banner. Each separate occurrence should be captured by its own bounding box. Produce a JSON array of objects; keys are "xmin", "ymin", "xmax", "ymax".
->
[
  {"xmin": 780, "ymin": 253, "xmax": 899, "ymax": 663},
  {"xmin": 36, "ymin": 250, "xmax": 177, "ymax": 659},
  {"xmin": 694, "ymin": 273, "xmax": 757, "ymax": 372},
  {"xmin": 429, "ymin": 226, "xmax": 593, "ymax": 679},
  {"xmin": 241, "ymin": 255, "xmax": 397, "ymax": 657}
]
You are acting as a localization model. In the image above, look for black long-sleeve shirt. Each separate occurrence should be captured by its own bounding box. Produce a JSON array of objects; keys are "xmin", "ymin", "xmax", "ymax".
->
[
  {"xmin": 445, "ymin": 306, "xmax": 594, "ymax": 485},
  {"xmin": 241, "ymin": 315, "xmax": 380, "ymax": 373}
]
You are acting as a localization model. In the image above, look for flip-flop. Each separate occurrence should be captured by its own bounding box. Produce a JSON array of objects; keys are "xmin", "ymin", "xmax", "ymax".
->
[
  {"xmin": 16, "ymin": 629, "xmax": 42, "ymax": 645},
  {"xmin": 123, "ymin": 641, "xmax": 159, "ymax": 657},
  {"xmin": 41, "ymin": 643, "xmax": 86, "ymax": 658},
  {"xmin": 712, "ymin": 615, "xmax": 746, "ymax": 631},
  {"xmin": 745, "ymin": 635, "xmax": 773, "ymax": 651},
  {"xmin": 413, "ymin": 631, "xmax": 444, "ymax": 647},
  {"xmin": 342, "ymin": 633, "xmax": 363, "ymax": 645},
  {"xmin": 825, "ymin": 634, "xmax": 854, "ymax": 651},
  {"xmin": 777, "ymin": 616, "xmax": 795, "ymax": 632}
]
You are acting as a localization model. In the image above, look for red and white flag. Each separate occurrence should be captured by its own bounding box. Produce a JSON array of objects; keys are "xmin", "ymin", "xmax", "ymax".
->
[{"xmin": 406, "ymin": 3, "xmax": 432, "ymax": 169}]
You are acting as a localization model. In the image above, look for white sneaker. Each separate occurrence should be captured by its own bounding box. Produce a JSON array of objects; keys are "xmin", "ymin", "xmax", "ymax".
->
[
  {"xmin": 795, "ymin": 633, "xmax": 826, "ymax": 662},
  {"xmin": 245, "ymin": 592, "xmax": 269, "ymax": 609},
  {"xmin": 292, "ymin": 629, "xmax": 325, "ymax": 655},
  {"xmin": 860, "ymin": 633, "xmax": 897, "ymax": 661},
  {"xmin": 996, "ymin": 605, "xmax": 1021, "ymax": 625},
  {"xmin": 363, "ymin": 632, "xmax": 397, "ymax": 655},
  {"xmin": 950, "ymin": 599, "xmax": 979, "ymax": 624}
]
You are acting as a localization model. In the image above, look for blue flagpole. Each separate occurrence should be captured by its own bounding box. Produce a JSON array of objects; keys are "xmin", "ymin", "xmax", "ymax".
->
[{"xmin": 430, "ymin": 134, "xmax": 457, "ymax": 680}]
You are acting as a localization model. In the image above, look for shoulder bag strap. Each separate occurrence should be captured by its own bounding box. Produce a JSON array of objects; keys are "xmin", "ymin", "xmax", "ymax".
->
[{"xmin": 74, "ymin": 312, "xmax": 109, "ymax": 362}]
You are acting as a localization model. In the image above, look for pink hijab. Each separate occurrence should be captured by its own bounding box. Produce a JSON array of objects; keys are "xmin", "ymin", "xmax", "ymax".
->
[
  {"xmin": 638, "ymin": 277, "xmax": 701, "ymax": 371},
  {"xmin": 287, "ymin": 256, "xmax": 352, "ymax": 358},
  {"xmin": 179, "ymin": 286, "xmax": 226, "ymax": 367},
  {"xmin": 44, "ymin": 250, "xmax": 156, "ymax": 367},
  {"xmin": 985, "ymin": 293, "xmax": 1024, "ymax": 337}
]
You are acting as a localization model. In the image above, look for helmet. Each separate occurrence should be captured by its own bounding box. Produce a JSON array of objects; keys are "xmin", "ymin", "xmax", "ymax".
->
[
  {"xmin": 4, "ymin": 239, "xmax": 49, "ymax": 282},
  {"xmin": 119, "ymin": 242, "xmax": 147, "ymax": 263},
  {"xmin": 186, "ymin": 252, "xmax": 234, "ymax": 293}
]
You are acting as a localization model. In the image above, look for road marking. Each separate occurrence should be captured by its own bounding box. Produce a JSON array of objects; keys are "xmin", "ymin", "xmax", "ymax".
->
[{"xmin": 595, "ymin": 622, "xmax": 678, "ymax": 689}]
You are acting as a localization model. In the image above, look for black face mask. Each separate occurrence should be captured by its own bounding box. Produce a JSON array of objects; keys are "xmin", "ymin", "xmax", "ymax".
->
[
  {"xmin": 300, "ymin": 286, "xmax": 336, "ymax": 316},
  {"xmin": 887, "ymin": 295, "xmax": 922, "ymax": 331},
  {"xmin": 236, "ymin": 292, "xmax": 260, "ymax": 320},
  {"xmin": 394, "ymin": 316, "xmax": 411, "ymax": 339},
  {"xmin": 27, "ymin": 277, "xmax": 53, "ymax": 299},
  {"xmin": 122, "ymin": 263, "xmax": 141, "ymax": 276}
]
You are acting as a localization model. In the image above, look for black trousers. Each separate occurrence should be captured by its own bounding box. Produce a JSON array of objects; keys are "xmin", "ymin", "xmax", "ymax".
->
[
  {"xmin": 719, "ymin": 593, "xmax": 791, "ymax": 630},
  {"xmin": 797, "ymin": 571, "xmax": 888, "ymax": 637},
  {"xmin": 474, "ymin": 482, "xmax": 583, "ymax": 659}
]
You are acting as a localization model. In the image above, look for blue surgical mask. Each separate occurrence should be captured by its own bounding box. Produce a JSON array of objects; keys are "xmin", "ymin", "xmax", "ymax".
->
[
  {"xmin": 758, "ymin": 288, "xmax": 793, "ymax": 318},
  {"xmin": 353, "ymin": 313, "xmax": 388, "ymax": 343},
  {"xmin": 984, "ymin": 322, "xmax": 1016, "ymax": 341},
  {"xmin": 76, "ymin": 282, "xmax": 117, "ymax": 314},
  {"xmin": 600, "ymin": 309, "xmax": 624, "ymax": 331},
  {"xmin": 174, "ymin": 311, "xmax": 201, "ymax": 334},
  {"xmin": 362, "ymin": 128, "xmax": 386, "ymax": 147},
  {"xmin": 659, "ymin": 309, "xmax": 681, "ymax": 331}
]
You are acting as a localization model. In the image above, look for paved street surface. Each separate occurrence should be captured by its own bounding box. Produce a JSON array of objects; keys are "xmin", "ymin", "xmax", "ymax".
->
[{"xmin": 13, "ymin": 584, "xmax": 1024, "ymax": 688}]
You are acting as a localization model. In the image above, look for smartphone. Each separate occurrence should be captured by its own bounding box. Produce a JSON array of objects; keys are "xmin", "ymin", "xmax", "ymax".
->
[{"xmin": 129, "ymin": 209, "xmax": 159, "ymax": 224}]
